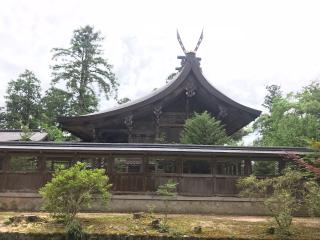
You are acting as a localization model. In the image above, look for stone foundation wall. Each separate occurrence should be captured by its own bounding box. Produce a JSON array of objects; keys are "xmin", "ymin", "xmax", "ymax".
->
[{"xmin": 0, "ymin": 192, "xmax": 269, "ymax": 215}]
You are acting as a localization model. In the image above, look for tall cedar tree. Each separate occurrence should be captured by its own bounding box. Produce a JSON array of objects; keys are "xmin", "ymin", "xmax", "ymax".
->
[
  {"xmin": 180, "ymin": 111, "xmax": 230, "ymax": 145},
  {"xmin": 5, "ymin": 70, "xmax": 42, "ymax": 129},
  {"xmin": 51, "ymin": 25, "xmax": 118, "ymax": 115}
]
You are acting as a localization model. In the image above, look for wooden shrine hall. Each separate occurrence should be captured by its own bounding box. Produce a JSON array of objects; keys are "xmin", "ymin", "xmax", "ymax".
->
[
  {"xmin": 58, "ymin": 50, "xmax": 261, "ymax": 143},
  {"xmin": 0, "ymin": 33, "xmax": 308, "ymax": 197}
]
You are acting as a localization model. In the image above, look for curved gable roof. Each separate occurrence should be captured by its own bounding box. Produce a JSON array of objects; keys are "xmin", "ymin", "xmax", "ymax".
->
[
  {"xmin": 58, "ymin": 52, "xmax": 261, "ymax": 141},
  {"xmin": 59, "ymin": 52, "xmax": 260, "ymax": 124}
]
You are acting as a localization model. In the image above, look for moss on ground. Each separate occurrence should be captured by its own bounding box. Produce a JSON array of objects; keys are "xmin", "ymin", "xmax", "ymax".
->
[{"xmin": 0, "ymin": 212, "xmax": 319, "ymax": 239}]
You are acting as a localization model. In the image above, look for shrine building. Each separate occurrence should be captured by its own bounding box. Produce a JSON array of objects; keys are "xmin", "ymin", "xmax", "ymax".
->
[
  {"xmin": 0, "ymin": 34, "xmax": 310, "ymax": 203},
  {"xmin": 58, "ymin": 51, "xmax": 261, "ymax": 143}
]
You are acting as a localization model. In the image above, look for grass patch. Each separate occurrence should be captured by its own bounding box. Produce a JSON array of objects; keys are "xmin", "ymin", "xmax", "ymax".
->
[{"xmin": 0, "ymin": 212, "xmax": 319, "ymax": 239}]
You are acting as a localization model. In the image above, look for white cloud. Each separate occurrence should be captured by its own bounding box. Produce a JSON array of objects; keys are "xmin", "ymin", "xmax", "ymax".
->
[{"xmin": 0, "ymin": 0, "xmax": 320, "ymax": 113}]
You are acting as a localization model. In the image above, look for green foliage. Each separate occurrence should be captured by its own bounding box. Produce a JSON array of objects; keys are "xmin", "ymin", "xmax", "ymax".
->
[
  {"xmin": 156, "ymin": 179, "xmax": 178, "ymax": 197},
  {"xmin": 41, "ymin": 123, "xmax": 66, "ymax": 142},
  {"xmin": 238, "ymin": 169, "xmax": 305, "ymax": 236},
  {"xmin": 146, "ymin": 204, "xmax": 156, "ymax": 218},
  {"xmin": 39, "ymin": 162, "xmax": 111, "ymax": 224},
  {"xmin": 253, "ymin": 82, "xmax": 320, "ymax": 175},
  {"xmin": 20, "ymin": 124, "xmax": 32, "ymax": 141},
  {"xmin": 180, "ymin": 111, "xmax": 230, "ymax": 145},
  {"xmin": 5, "ymin": 70, "xmax": 42, "ymax": 129},
  {"xmin": 66, "ymin": 219, "xmax": 85, "ymax": 240},
  {"xmin": 296, "ymin": 81, "xmax": 320, "ymax": 117},
  {"xmin": 304, "ymin": 181, "xmax": 320, "ymax": 216},
  {"xmin": 264, "ymin": 190, "xmax": 296, "ymax": 236},
  {"xmin": 286, "ymin": 141, "xmax": 320, "ymax": 217},
  {"xmin": 0, "ymin": 107, "xmax": 6, "ymax": 129},
  {"xmin": 42, "ymin": 87, "xmax": 73, "ymax": 123},
  {"xmin": 237, "ymin": 175, "xmax": 269, "ymax": 198},
  {"xmin": 253, "ymin": 161, "xmax": 277, "ymax": 176},
  {"xmin": 51, "ymin": 25, "xmax": 118, "ymax": 116},
  {"xmin": 158, "ymin": 222, "xmax": 170, "ymax": 233},
  {"xmin": 254, "ymin": 82, "xmax": 320, "ymax": 147},
  {"xmin": 262, "ymin": 84, "xmax": 282, "ymax": 111}
]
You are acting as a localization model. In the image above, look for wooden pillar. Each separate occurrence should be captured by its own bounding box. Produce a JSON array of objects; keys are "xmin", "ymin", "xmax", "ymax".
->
[
  {"xmin": 233, "ymin": 164, "xmax": 237, "ymax": 175},
  {"xmin": 237, "ymin": 162, "xmax": 242, "ymax": 176},
  {"xmin": 226, "ymin": 163, "xmax": 230, "ymax": 175},
  {"xmin": 211, "ymin": 160, "xmax": 217, "ymax": 176},
  {"xmin": 241, "ymin": 160, "xmax": 245, "ymax": 176},
  {"xmin": 95, "ymin": 156, "xmax": 102, "ymax": 169},
  {"xmin": 244, "ymin": 159, "xmax": 252, "ymax": 175},
  {"xmin": 71, "ymin": 152, "xmax": 79, "ymax": 166},
  {"xmin": 106, "ymin": 155, "xmax": 115, "ymax": 190},
  {"xmin": 0, "ymin": 156, "xmax": 2, "ymax": 172},
  {"xmin": 142, "ymin": 155, "xmax": 148, "ymax": 192},
  {"xmin": 2, "ymin": 153, "xmax": 9, "ymax": 191},
  {"xmin": 50, "ymin": 157, "xmax": 54, "ymax": 172},
  {"xmin": 176, "ymin": 157, "xmax": 183, "ymax": 194},
  {"xmin": 102, "ymin": 157, "xmax": 108, "ymax": 173},
  {"xmin": 2, "ymin": 153, "xmax": 9, "ymax": 171},
  {"xmin": 37, "ymin": 153, "xmax": 47, "ymax": 189},
  {"xmin": 211, "ymin": 158, "xmax": 217, "ymax": 196},
  {"xmin": 107, "ymin": 155, "xmax": 114, "ymax": 176},
  {"xmin": 176, "ymin": 158, "xmax": 183, "ymax": 174},
  {"xmin": 37, "ymin": 154, "xmax": 46, "ymax": 172}
]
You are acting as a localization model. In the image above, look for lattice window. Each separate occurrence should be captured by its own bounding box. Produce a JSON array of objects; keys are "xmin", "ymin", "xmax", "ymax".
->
[{"xmin": 9, "ymin": 155, "xmax": 39, "ymax": 171}]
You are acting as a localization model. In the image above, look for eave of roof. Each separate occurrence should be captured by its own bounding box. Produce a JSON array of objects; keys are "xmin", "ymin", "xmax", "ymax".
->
[{"xmin": 0, "ymin": 141, "xmax": 310, "ymax": 158}]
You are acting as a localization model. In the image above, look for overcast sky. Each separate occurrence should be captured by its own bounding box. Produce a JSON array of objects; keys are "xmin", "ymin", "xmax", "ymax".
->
[{"xmin": 1, "ymin": 0, "xmax": 320, "ymax": 112}]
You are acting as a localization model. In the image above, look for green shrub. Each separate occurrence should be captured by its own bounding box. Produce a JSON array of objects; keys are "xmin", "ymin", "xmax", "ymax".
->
[
  {"xmin": 39, "ymin": 162, "xmax": 111, "ymax": 224},
  {"xmin": 237, "ymin": 169, "xmax": 304, "ymax": 236}
]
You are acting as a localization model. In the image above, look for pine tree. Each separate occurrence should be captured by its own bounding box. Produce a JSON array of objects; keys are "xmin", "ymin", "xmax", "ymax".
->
[
  {"xmin": 180, "ymin": 111, "xmax": 230, "ymax": 145},
  {"xmin": 51, "ymin": 25, "xmax": 118, "ymax": 115}
]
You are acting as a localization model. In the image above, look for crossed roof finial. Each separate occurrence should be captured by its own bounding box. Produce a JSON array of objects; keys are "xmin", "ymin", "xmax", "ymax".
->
[{"xmin": 176, "ymin": 29, "xmax": 204, "ymax": 55}]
